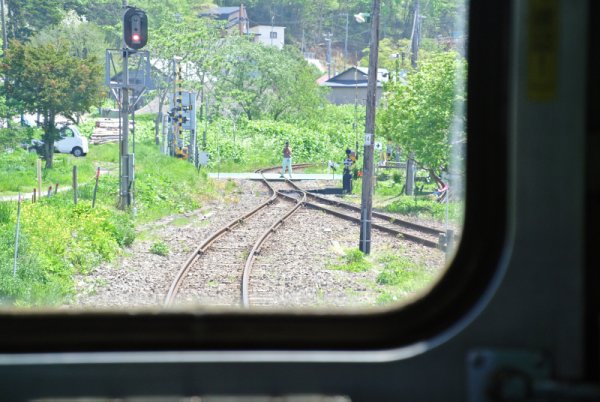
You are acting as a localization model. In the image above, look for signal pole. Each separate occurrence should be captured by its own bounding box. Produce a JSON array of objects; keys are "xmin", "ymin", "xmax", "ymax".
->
[
  {"xmin": 119, "ymin": 50, "xmax": 132, "ymax": 209},
  {"xmin": 358, "ymin": 0, "xmax": 381, "ymax": 254},
  {"xmin": 118, "ymin": 1, "xmax": 131, "ymax": 209},
  {"xmin": 117, "ymin": 4, "xmax": 148, "ymax": 209}
]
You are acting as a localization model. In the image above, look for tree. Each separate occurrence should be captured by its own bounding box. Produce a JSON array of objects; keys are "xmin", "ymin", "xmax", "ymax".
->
[
  {"xmin": 30, "ymin": 10, "xmax": 109, "ymax": 64},
  {"xmin": 1, "ymin": 40, "xmax": 104, "ymax": 168},
  {"xmin": 147, "ymin": 15, "xmax": 223, "ymax": 144},
  {"xmin": 5, "ymin": 0, "xmax": 64, "ymax": 41},
  {"xmin": 378, "ymin": 51, "xmax": 465, "ymax": 182},
  {"xmin": 213, "ymin": 38, "xmax": 325, "ymax": 121}
]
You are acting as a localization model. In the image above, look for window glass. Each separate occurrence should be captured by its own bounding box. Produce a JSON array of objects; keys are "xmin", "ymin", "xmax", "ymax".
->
[{"xmin": 0, "ymin": 0, "xmax": 467, "ymax": 312}]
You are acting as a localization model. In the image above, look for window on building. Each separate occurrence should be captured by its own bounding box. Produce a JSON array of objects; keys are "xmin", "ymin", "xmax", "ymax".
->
[{"xmin": 270, "ymin": 31, "xmax": 277, "ymax": 39}]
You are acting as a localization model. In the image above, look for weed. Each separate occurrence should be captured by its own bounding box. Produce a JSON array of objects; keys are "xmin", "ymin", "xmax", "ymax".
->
[
  {"xmin": 328, "ymin": 248, "xmax": 371, "ymax": 273},
  {"xmin": 149, "ymin": 241, "xmax": 169, "ymax": 256}
]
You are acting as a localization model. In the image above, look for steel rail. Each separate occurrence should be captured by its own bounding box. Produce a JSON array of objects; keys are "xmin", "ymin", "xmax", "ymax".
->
[
  {"xmin": 253, "ymin": 162, "xmax": 316, "ymax": 174},
  {"xmin": 280, "ymin": 180, "xmax": 439, "ymax": 248},
  {"xmin": 163, "ymin": 178, "xmax": 279, "ymax": 306},
  {"xmin": 284, "ymin": 179, "xmax": 442, "ymax": 237},
  {"xmin": 241, "ymin": 174, "xmax": 306, "ymax": 308}
]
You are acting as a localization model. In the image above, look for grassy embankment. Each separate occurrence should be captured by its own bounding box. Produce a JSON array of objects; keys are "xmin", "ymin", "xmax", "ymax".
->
[{"xmin": 0, "ymin": 116, "xmax": 218, "ymax": 306}]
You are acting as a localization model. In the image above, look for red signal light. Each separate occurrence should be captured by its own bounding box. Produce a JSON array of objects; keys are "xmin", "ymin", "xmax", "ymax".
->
[{"xmin": 132, "ymin": 33, "xmax": 141, "ymax": 43}]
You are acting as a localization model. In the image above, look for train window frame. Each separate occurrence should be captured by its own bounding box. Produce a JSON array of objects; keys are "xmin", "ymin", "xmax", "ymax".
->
[{"xmin": 0, "ymin": 0, "xmax": 509, "ymax": 354}]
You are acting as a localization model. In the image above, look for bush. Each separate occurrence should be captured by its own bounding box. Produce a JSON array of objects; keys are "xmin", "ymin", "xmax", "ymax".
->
[
  {"xmin": 149, "ymin": 241, "xmax": 169, "ymax": 256},
  {"xmin": 329, "ymin": 248, "xmax": 371, "ymax": 272},
  {"xmin": 375, "ymin": 254, "xmax": 433, "ymax": 292}
]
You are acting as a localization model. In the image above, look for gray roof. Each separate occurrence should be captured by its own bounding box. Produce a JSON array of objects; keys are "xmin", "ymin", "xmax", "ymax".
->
[
  {"xmin": 320, "ymin": 67, "xmax": 388, "ymax": 88},
  {"xmin": 199, "ymin": 6, "xmax": 240, "ymax": 19}
]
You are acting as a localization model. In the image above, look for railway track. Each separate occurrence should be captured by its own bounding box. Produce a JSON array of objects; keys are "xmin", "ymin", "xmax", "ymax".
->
[
  {"xmin": 165, "ymin": 164, "xmax": 444, "ymax": 308},
  {"xmin": 277, "ymin": 179, "xmax": 442, "ymax": 248},
  {"xmin": 164, "ymin": 169, "xmax": 305, "ymax": 308}
]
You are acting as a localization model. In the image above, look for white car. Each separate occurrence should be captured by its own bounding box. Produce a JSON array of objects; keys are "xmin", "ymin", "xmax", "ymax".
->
[{"xmin": 30, "ymin": 125, "xmax": 89, "ymax": 157}]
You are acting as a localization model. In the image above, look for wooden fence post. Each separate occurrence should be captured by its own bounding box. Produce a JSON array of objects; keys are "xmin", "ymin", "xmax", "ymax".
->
[
  {"xmin": 13, "ymin": 194, "xmax": 22, "ymax": 277},
  {"xmin": 36, "ymin": 159, "xmax": 42, "ymax": 201},
  {"xmin": 72, "ymin": 166, "xmax": 78, "ymax": 205},
  {"xmin": 92, "ymin": 167, "xmax": 100, "ymax": 208}
]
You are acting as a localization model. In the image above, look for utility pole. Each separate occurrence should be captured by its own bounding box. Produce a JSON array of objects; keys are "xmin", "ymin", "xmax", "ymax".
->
[
  {"xmin": 358, "ymin": 0, "xmax": 381, "ymax": 254},
  {"xmin": 0, "ymin": 0, "xmax": 7, "ymax": 52},
  {"xmin": 344, "ymin": 13, "xmax": 349, "ymax": 64},
  {"xmin": 270, "ymin": 15, "xmax": 274, "ymax": 46},
  {"xmin": 324, "ymin": 32, "xmax": 333, "ymax": 78},
  {"xmin": 410, "ymin": 0, "xmax": 421, "ymax": 68}
]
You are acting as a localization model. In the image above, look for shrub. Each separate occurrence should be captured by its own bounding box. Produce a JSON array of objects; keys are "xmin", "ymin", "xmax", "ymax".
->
[
  {"xmin": 375, "ymin": 254, "xmax": 433, "ymax": 291},
  {"xmin": 150, "ymin": 241, "xmax": 169, "ymax": 256},
  {"xmin": 329, "ymin": 248, "xmax": 371, "ymax": 273}
]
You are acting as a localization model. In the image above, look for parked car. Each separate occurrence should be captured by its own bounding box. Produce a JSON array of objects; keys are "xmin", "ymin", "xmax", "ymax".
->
[{"xmin": 29, "ymin": 125, "xmax": 88, "ymax": 157}]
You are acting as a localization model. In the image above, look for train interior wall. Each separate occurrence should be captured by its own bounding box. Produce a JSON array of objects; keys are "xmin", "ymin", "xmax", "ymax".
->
[{"xmin": 0, "ymin": 0, "xmax": 597, "ymax": 400}]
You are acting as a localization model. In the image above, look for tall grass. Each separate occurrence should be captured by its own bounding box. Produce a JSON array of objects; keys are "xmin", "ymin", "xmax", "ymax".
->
[{"xmin": 0, "ymin": 134, "xmax": 217, "ymax": 306}]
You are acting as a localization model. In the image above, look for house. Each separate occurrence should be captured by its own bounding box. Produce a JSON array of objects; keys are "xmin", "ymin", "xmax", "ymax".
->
[
  {"xmin": 198, "ymin": 5, "xmax": 249, "ymax": 34},
  {"xmin": 249, "ymin": 24, "xmax": 286, "ymax": 49},
  {"xmin": 320, "ymin": 66, "xmax": 389, "ymax": 105},
  {"xmin": 199, "ymin": 5, "xmax": 286, "ymax": 49}
]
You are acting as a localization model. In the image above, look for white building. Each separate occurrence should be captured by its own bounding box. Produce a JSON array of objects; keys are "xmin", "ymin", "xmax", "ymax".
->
[{"xmin": 249, "ymin": 25, "xmax": 286, "ymax": 49}]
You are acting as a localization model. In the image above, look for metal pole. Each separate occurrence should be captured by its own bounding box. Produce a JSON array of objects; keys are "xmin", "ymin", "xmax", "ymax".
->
[
  {"xmin": 354, "ymin": 67, "xmax": 359, "ymax": 153},
  {"xmin": 203, "ymin": 95, "xmax": 209, "ymax": 149},
  {"xmin": 358, "ymin": 0, "xmax": 381, "ymax": 255},
  {"xmin": 119, "ymin": 49, "xmax": 131, "ymax": 209}
]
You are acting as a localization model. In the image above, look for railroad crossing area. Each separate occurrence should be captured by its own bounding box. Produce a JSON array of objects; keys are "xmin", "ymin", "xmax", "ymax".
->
[{"xmin": 208, "ymin": 172, "xmax": 343, "ymax": 180}]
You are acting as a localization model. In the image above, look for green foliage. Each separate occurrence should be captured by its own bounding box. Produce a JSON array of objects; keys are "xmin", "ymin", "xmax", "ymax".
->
[
  {"xmin": 0, "ymin": 130, "xmax": 217, "ymax": 306},
  {"xmin": 375, "ymin": 253, "xmax": 435, "ymax": 304},
  {"xmin": 329, "ymin": 248, "xmax": 371, "ymax": 272},
  {"xmin": 376, "ymin": 254, "xmax": 429, "ymax": 285},
  {"xmin": 384, "ymin": 194, "xmax": 461, "ymax": 221},
  {"xmin": 212, "ymin": 38, "xmax": 326, "ymax": 121},
  {"xmin": 133, "ymin": 142, "xmax": 213, "ymax": 222},
  {"xmin": 30, "ymin": 11, "xmax": 109, "ymax": 64},
  {"xmin": 0, "ymin": 148, "xmax": 96, "ymax": 196},
  {"xmin": 375, "ymin": 254, "xmax": 436, "ymax": 304},
  {"xmin": 5, "ymin": 0, "xmax": 65, "ymax": 41},
  {"xmin": 378, "ymin": 51, "xmax": 466, "ymax": 177},
  {"xmin": 149, "ymin": 241, "xmax": 169, "ymax": 256},
  {"xmin": 0, "ymin": 126, "xmax": 38, "ymax": 151},
  {"xmin": 1, "ymin": 40, "xmax": 104, "ymax": 168},
  {"xmin": 203, "ymin": 104, "xmax": 364, "ymax": 171}
]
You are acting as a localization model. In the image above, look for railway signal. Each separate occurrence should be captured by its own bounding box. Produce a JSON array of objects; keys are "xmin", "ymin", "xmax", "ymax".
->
[{"xmin": 123, "ymin": 7, "xmax": 148, "ymax": 50}]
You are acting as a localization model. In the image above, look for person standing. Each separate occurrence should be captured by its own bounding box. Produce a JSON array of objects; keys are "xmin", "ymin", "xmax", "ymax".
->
[
  {"xmin": 343, "ymin": 148, "xmax": 354, "ymax": 193},
  {"xmin": 280, "ymin": 141, "xmax": 292, "ymax": 178}
]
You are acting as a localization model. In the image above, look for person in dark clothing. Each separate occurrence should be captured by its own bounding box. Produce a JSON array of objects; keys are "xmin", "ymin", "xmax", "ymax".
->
[{"xmin": 343, "ymin": 148, "xmax": 354, "ymax": 193}]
